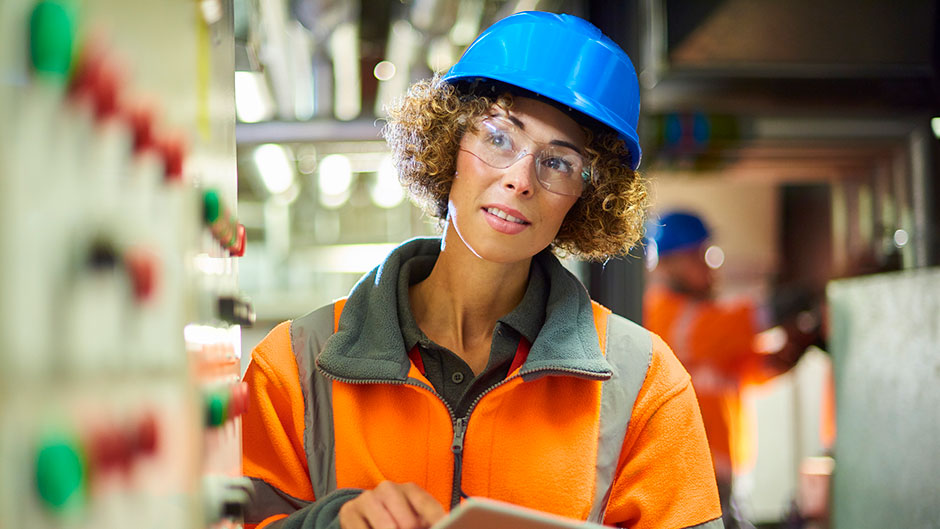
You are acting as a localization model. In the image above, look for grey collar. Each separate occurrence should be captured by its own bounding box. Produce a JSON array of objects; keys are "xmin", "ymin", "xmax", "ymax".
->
[{"xmin": 316, "ymin": 237, "xmax": 612, "ymax": 383}]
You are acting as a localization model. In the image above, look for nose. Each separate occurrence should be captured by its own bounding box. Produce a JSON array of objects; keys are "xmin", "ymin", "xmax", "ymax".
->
[{"xmin": 502, "ymin": 153, "xmax": 537, "ymax": 196}]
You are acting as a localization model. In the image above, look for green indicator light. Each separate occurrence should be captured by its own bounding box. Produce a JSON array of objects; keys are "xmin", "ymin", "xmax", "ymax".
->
[
  {"xmin": 203, "ymin": 189, "xmax": 221, "ymax": 224},
  {"xmin": 206, "ymin": 391, "xmax": 229, "ymax": 427},
  {"xmin": 29, "ymin": 1, "xmax": 76, "ymax": 78},
  {"xmin": 35, "ymin": 436, "xmax": 86, "ymax": 511}
]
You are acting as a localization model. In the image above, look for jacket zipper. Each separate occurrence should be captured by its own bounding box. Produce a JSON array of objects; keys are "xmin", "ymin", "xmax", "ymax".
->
[
  {"xmin": 318, "ymin": 364, "xmax": 468, "ymax": 507},
  {"xmin": 317, "ymin": 363, "xmax": 609, "ymax": 510},
  {"xmin": 446, "ymin": 365, "xmax": 609, "ymax": 507},
  {"xmin": 449, "ymin": 417, "xmax": 468, "ymax": 508}
]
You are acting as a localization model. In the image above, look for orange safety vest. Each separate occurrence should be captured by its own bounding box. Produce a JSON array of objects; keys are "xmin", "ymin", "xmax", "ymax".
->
[
  {"xmin": 243, "ymin": 298, "xmax": 721, "ymax": 529},
  {"xmin": 644, "ymin": 285, "xmax": 776, "ymax": 478}
]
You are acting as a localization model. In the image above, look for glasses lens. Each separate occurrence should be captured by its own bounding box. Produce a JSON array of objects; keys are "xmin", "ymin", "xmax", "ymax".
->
[
  {"xmin": 464, "ymin": 116, "xmax": 589, "ymax": 197},
  {"xmin": 467, "ymin": 118, "xmax": 519, "ymax": 168},
  {"xmin": 535, "ymin": 146, "xmax": 586, "ymax": 197}
]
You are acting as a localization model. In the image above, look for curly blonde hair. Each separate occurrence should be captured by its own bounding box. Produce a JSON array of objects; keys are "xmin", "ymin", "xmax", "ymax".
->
[{"xmin": 382, "ymin": 75, "xmax": 649, "ymax": 261}]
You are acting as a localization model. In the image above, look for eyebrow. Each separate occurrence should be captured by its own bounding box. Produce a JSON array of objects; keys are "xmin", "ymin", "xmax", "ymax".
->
[{"xmin": 506, "ymin": 113, "xmax": 584, "ymax": 155}]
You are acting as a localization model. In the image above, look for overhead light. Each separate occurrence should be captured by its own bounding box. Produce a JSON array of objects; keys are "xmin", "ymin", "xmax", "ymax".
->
[
  {"xmin": 512, "ymin": 0, "xmax": 540, "ymax": 13},
  {"xmin": 449, "ymin": 0, "xmax": 483, "ymax": 46},
  {"xmin": 330, "ymin": 22, "xmax": 361, "ymax": 121},
  {"xmin": 253, "ymin": 143, "xmax": 295, "ymax": 194},
  {"xmin": 375, "ymin": 20, "xmax": 417, "ymax": 117},
  {"xmin": 318, "ymin": 154, "xmax": 352, "ymax": 208},
  {"xmin": 287, "ymin": 23, "xmax": 315, "ymax": 121},
  {"xmin": 370, "ymin": 156, "xmax": 405, "ymax": 208},
  {"xmin": 704, "ymin": 245, "xmax": 725, "ymax": 269},
  {"xmin": 410, "ymin": 0, "xmax": 440, "ymax": 32},
  {"xmin": 427, "ymin": 37, "xmax": 457, "ymax": 73},
  {"xmin": 235, "ymin": 71, "xmax": 275, "ymax": 123},
  {"xmin": 373, "ymin": 60, "xmax": 397, "ymax": 81},
  {"xmin": 931, "ymin": 117, "xmax": 940, "ymax": 139}
]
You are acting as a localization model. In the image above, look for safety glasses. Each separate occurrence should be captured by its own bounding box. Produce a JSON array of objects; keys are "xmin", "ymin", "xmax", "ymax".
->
[{"xmin": 460, "ymin": 115, "xmax": 592, "ymax": 197}]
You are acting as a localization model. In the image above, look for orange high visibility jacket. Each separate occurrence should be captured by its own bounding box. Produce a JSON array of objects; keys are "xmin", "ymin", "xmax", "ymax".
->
[
  {"xmin": 242, "ymin": 239, "xmax": 721, "ymax": 529},
  {"xmin": 644, "ymin": 284, "xmax": 777, "ymax": 478}
]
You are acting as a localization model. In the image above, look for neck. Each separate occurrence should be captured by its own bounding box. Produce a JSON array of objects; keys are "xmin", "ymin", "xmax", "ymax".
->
[{"xmin": 409, "ymin": 225, "xmax": 532, "ymax": 374}]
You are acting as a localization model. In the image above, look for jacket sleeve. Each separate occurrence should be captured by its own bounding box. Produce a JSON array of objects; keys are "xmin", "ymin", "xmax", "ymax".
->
[
  {"xmin": 264, "ymin": 489, "xmax": 363, "ymax": 529},
  {"xmin": 241, "ymin": 322, "xmax": 315, "ymax": 528},
  {"xmin": 604, "ymin": 333, "xmax": 724, "ymax": 529},
  {"xmin": 242, "ymin": 321, "xmax": 363, "ymax": 529}
]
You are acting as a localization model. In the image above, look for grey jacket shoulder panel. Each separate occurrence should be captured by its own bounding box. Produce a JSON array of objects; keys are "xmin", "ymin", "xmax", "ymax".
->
[
  {"xmin": 604, "ymin": 312, "xmax": 654, "ymax": 408},
  {"xmin": 290, "ymin": 304, "xmax": 335, "ymax": 370},
  {"xmin": 290, "ymin": 304, "xmax": 339, "ymax": 499},
  {"xmin": 588, "ymin": 311, "xmax": 654, "ymax": 523}
]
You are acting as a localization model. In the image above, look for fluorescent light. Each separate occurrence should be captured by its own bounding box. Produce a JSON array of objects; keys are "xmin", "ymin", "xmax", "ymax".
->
[
  {"xmin": 513, "ymin": 0, "xmax": 540, "ymax": 13},
  {"xmin": 932, "ymin": 117, "xmax": 940, "ymax": 139},
  {"xmin": 253, "ymin": 143, "xmax": 295, "ymax": 194},
  {"xmin": 318, "ymin": 154, "xmax": 353, "ymax": 208},
  {"xmin": 427, "ymin": 37, "xmax": 457, "ymax": 73},
  {"xmin": 235, "ymin": 71, "xmax": 274, "ymax": 123},
  {"xmin": 288, "ymin": 22, "xmax": 315, "ymax": 121},
  {"xmin": 370, "ymin": 156, "xmax": 405, "ymax": 208},
  {"xmin": 330, "ymin": 22, "xmax": 362, "ymax": 121},
  {"xmin": 375, "ymin": 20, "xmax": 417, "ymax": 117},
  {"xmin": 450, "ymin": 0, "xmax": 483, "ymax": 46}
]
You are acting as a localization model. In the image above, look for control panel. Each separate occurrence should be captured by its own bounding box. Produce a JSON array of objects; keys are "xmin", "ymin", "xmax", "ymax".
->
[{"xmin": 0, "ymin": 1, "xmax": 251, "ymax": 527}]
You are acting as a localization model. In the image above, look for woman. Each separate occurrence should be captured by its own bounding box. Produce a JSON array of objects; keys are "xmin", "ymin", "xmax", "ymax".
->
[{"xmin": 242, "ymin": 11, "xmax": 722, "ymax": 529}]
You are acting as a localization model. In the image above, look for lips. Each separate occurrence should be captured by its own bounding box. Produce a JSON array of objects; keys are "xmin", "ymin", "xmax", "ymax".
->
[
  {"xmin": 484, "ymin": 207, "xmax": 528, "ymax": 225},
  {"xmin": 481, "ymin": 204, "xmax": 530, "ymax": 235},
  {"xmin": 482, "ymin": 204, "xmax": 530, "ymax": 224}
]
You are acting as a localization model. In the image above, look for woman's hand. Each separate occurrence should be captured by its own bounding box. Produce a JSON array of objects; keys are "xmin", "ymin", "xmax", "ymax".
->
[{"xmin": 338, "ymin": 481, "xmax": 446, "ymax": 529}]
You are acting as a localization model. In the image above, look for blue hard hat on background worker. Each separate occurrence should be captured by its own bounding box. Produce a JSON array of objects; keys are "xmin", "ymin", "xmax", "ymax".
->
[
  {"xmin": 442, "ymin": 11, "xmax": 643, "ymax": 171},
  {"xmin": 648, "ymin": 211, "xmax": 712, "ymax": 256}
]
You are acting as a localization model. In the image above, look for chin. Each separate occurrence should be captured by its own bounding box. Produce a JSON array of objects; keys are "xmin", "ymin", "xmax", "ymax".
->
[
  {"xmin": 447, "ymin": 208, "xmax": 553, "ymax": 264},
  {"xmin": 458, "ymin": 228, "xmax": 545, "ymax": 264},
  {"xmin": 470, "ymin": 238, "xmax": 537, "ymax": 264}
]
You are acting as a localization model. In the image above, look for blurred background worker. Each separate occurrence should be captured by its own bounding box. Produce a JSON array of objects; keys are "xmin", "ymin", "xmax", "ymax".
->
[{"xmin": 644, "ymin": 211, "xmax": 819, "ymax": 529}]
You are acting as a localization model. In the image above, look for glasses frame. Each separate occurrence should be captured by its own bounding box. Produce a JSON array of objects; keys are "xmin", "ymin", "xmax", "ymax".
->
[{"xmin": 459, "ymin": 114, "xmax": 593, "ymax": 197}]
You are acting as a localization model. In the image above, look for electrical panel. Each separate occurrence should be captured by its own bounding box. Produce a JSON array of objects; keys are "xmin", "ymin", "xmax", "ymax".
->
[{"xmin": 0, "ymin": 1, "xmax": 252, "ymax": 527}]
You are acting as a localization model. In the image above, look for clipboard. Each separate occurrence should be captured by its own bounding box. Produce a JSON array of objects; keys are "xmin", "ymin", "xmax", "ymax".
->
[{"xmin": 432, "ymin": 497, "xmax": 608, "ymax": 529}]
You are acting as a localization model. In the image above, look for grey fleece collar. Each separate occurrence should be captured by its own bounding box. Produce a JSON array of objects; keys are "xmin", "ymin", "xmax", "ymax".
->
[{"xmin": 316, "ymin": 237, "xmax": 612, "ymax": 383}]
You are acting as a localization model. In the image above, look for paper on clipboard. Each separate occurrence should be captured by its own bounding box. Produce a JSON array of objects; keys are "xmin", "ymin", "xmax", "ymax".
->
[{"xmin": 432, "ymin": 497, "xmax": 608, "ymax": 529}]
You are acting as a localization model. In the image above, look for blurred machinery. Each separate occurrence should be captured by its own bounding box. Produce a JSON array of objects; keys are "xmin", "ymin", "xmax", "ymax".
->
[
  {"xmin": 0, "ymin": 1, "xmax": 252, "ymax": 527},
  {"xmin": 827, "ymin": 270, "xmax": 940, "ymax": 529}
]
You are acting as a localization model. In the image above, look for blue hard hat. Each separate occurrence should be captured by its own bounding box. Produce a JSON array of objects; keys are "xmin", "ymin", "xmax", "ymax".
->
[
  {"xmin": 442, "ymin": 11, "xmax": 642, "ymax": 171},
  {"xmin": 648, "ymin": 211, "xmax": 711, "ymax": 256}
]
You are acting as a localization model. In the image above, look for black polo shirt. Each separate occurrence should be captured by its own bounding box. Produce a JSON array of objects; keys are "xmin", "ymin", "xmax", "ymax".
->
[{"xmin": 396, "ymin": 254, "xmax": 547, "ymax": 418}]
